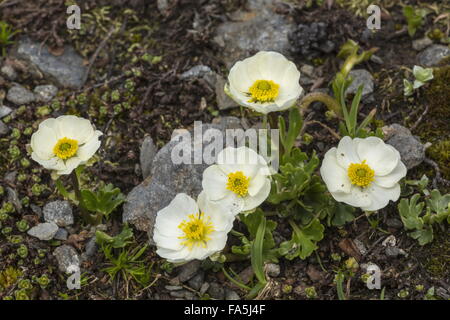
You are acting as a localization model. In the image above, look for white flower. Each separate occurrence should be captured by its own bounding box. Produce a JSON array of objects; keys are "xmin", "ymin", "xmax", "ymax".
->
[
  {"xmin": 30, "ymin": 115, "xmax": 102, "ymax": 175},
  {"xmin": 153, "ymin": 193, "xmax": 234, "ymax": 263},
  {"xmin": 320, "ymin": 136, "xmax": 407, "ymax": 211},
  {"xmin": 225, "ymin": 51, "xmax": 303, "ymax": 114},
  {"xmin": 202, "ymin": 146, "xmax": 272, "ymax": 215}
]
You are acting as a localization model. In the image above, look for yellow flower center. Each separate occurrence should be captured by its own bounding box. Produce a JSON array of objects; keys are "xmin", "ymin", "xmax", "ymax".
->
[
  {"xmin": 347, "ymin": 160, "xmax": 375, "ymax": 188},
  {"xmin": 53, "ymin": 137, "xmax": 79, "ymax": 160},
  {"xmin": 248, "ymin": 80, "xmax": 280, "ymax": 103},
  {"xmin": 226, "ymin": 171, "xmax": 250, "ymax": 197},
  {"xmin": 178, "ymin": 212, "xmax": 214, "ymax": 250}
]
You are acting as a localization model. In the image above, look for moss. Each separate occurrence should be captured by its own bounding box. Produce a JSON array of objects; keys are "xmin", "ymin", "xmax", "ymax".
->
[
  {"xmin": 424, "ymin": 230, "xmax": 450, "ymax": 278},
  {"xmin": 426, "ymin": 140, "xmax": 450, "ymax": 180}
]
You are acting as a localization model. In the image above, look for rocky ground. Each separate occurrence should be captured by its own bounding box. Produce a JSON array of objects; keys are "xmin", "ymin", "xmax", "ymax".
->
[{"xmin": 0, "ymin": 0, "xmax": 449, "ymax": 300}]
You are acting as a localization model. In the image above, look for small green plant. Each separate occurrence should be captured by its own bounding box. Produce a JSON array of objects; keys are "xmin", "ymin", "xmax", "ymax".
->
[
  {"xmin": 98, "ymin": 225, "xmax": 154, "ymax": 287},
  {"xmin": 403, "ymin": 6, "xmax": 430, "ymax": 37},
  {"xmin": 404, "ymin": 66, "xmax": 434, "ymax": 96},
  {"xmin": 0, "ymin": 21, "xmax": 19, "ymax": 56},
  {"xmin": 398, "ymin": 188, "xmax": 450, "ymax": 245}
]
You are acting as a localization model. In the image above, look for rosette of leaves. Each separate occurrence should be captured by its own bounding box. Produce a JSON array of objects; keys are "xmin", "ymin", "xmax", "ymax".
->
[
  {"xmin": 81, "ymin": 183, "xmax": 125, "ymax": 221},
  {"xmin": 398, "ymin": 190, "xmax": 450, "ymax": 245}
]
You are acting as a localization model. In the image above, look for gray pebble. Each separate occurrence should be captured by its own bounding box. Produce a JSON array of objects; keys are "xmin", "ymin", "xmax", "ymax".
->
[{"xmin": 27, "ymin": 222, "xmax": 59, "ymax": 241}]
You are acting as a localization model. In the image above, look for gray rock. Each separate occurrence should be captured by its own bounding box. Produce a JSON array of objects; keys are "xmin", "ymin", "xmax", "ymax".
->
[
  {"xmin": 0, "ymin": 105, "xmax": 12, "ymax": 118},
  {"xmin": 417, "ymin": 44, "xmax": 450, "ymax": 67},
  {"xmin": 412, "ymin": 37, "xmax": 433, "ymax": 51},
  {"xmin": 384, "ymin": 124, "xmax": 425, "ymax": 169},
  {"xmin": 436, "ymin": 287, "xmax": 450, "ymax": 300},
  {"xmin": 0, "ymin": 121, "xmax": 10, "ymax": 137},
  {"xmin": 208, "ymin": 282, "xmax": 225, "ymax": 300},
  {"xmin": 225, "ymin": 289, "xmax": 240, "ymax": 300},
  {"xmin": 34, "ymin": 84, "xmax": 58, "ymax": 102},
  {"xmin": 140, "ymin": 136, "xmax": 158, "ymax": 179},
  {"xmin": 165, "ymin": 285, "xmax": 183, "ymax": 291},
  {"xmin": 215, "ymin": 75, "xmax": 237, "ymax": 110},
  {"xmin": 213, "ymin": 0, "xmax": 295, "ymax": 68},
  {"xmin": 84, "ymin": 237, "xmax": 98, "ymax": 257},
  {"xmin": 14, "ymin": 37, "xmax": 88, "ymax": 89},
  {"xmin": 266, "ymin": 263, "xmax": 280, "ymax": 277},
  {"xmin": 0, "ymin": 64, "xmax": 17, "ymax": 80},
  {"xmin": 180, "ymin": 65, "xmax": 217, "ymax": 89},
  {"xmin": 43, "ymin": 200, "xmax": 74, "ymax": 227},
  {"xmin": 6, "ymin": 186, "xmax": 22, "ymax": 212},
  {"xmin": 123, "ymin": 119, "xmax": 244, "ymax": 234},
  {"xmin": 157, "ymin": 0, "xmax": 172, "ymax": 15},
  {"xmin": 6, "ymin": 84, "xmax": 35, "ymax": 105},
  {"xmin": 178, "ymin": 260, "xmax": 201, "ymax": 283},
  {"xmin": 54, "ymin": 228, "xmax": 69, "ymax": 241},
  {"xmin": 345, "ymin": 69, "xmax": 374, "ymax": 101},
  {"xmin": 200, "ymin": 282, "xmax": 210, "ymax": 295},
  {"xmin": 27, "ymin": 222, "xmax": 59, "ymax": 241},
  {"xmin": 53, "ymin": 245, "xmax": 79, "ymax": 273},
  {"xmin": 188, "ymin": 271, "xmax": 205, "ymax": 291}
]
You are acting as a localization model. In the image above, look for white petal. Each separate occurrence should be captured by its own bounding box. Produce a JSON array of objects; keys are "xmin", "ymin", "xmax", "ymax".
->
[
  {"xmin": 155, "ymin": 193, "xmax": 199, "ymax": 229},
  {"xmin": 156, "ymin": 247, "xmax": 191, "ymax": 263},
  {"xmin": 228, "ymin": 60, "xmax": 253, "ymax": 92},
  {"xmin": 56, "ymin": 115, "xmax": 95, "ymax": 144},
  {"xmin": 31, "ymin": 125, "xmax": 58, "ymax": 160},
  {"xmin": 336, "ymin": 136, "xmax": 361, "ymax": 168},
  {"xmin": 56, "ymin": 156, "xmax": 82, "ymax": 175},
  {"xmin": 31, "ymin": 152, "xmax": 65, "ymax": 171},
  {"xmin": 153, "ymin": 230, "xmax": 183, "ymax": 251},
  {"xmin": 331, "ymin": 186, "xmax": 371, "ymax": 209},
  {"xmin": 198, "ymin": 191, "xmax": 236, "ymax": 231},
  {"xmin": 320, "ymin": 148, "xmax": 351, "ymax": 194},
  {"xmin": 361, "ymin": 183, "xmax": 401, "ymax": 211},
  {"xmin": 77, "ymin": 130, "xmax": 102, "ymax": 161},
  {"xmin": 242, "ymin": 178, "xmax": 271, "ymax": 211},
  {"xmin": 205, "ymin": 231, "xmax": 228, "ymax": 252},
  {"xmin": 202, "ymin": 165, "xmax": 228, "ymax": 201},
  {"xmin": 374, "ymin": 160, "xmax": 407, "ymax": 188},
  {"xmin": 356, "ymin": 137, "xmax": 399, "ymax": 176},
  {"xmin": 248, "ymin": 174, "xmax": 266, "ymax": 196}
]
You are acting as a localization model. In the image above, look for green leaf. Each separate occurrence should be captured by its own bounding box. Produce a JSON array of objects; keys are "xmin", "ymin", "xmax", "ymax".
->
[
  {"xmin": 279, "ymin": 218, "xmax": 324, "ymax": 260},
  {"xmin": 251, "ymin": 217, "xmax": 267, "ymax": 284},
  {"xmin": 348, "ymin": 84, "xmax": 364, "ymax": 136},
  {"xmin": 403, "ymin": 79, "xmax": 414, "ymax": 96},
  {"xmin": 330, "ymin": 202, "xmax": 356, "ymax": 227},
  {"xmin": 96, "ymin": 224, "xmax": 134, "ymax": 249},
  {"xmin": 398, "ymin": 194, "xmax": 425, "ymax": 230},
  {"xmin": 410, "ymin": 228, "xmax": 434, "ymax": 246}
]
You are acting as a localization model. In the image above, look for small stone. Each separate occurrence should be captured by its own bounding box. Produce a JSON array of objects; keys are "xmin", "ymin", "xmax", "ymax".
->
[
  {"xmin": 216, "ymin": 75, "xmax": 237, "ymax": 110},
  {"xmin": 140, "ymin": 136, "xmax": 157, "ymax": 179},
  {"xmin": 412, "ymin": 37, "xmax": 433, "ymax": 51},
  {"xmin": 384, "ymin": 124, "xmax": 426, "ymax": 169},
  {"xmin": 266, "ymin": 263, "xmax": 281, "ymax": 278},
  {"xmin": 370, "ymin": 55, "xmax": 384, "ymax": 65},
  {"xmin": 84, "ymin": 237, "xmax": 98, "ymax": 257},
  {"xmin": 33, "ymin": 85, "xmax": 58, "ymax": 102},
  {"xmin": 238, "ymin": 266, "xmax": 254, "ymax": 284},
  {"xmin": 54, "ymin": 228, "xmax": 68, "ymax": 241},
  {"xmin": 225, "ymin": 289, "xmax": 240, "ymax": 300},
  {"xmin": 27, "ymin": 222, "xmax": 59, "ymax": 241},
  {"xmin": 157, "ymin": 0, "xmax": 171, "ymax": 15},
  {"xmin": 6, "ymin": 84, "xmax": 35, "ymax": 105},
  {"xmin": 0, "ymin": 121, "xmax": 10, "ymax": 137},
  {"xmin": 345, "ymin": 69, "xmax": 374, "ymax": 101},
  {"xmin": 188, "ymin": 271, "xmax": 205, "ymax": 291},
  {"xmin": 180, "ymin": 65, "xmax": 216, "ymax": 89},
  {"xmin": 53, "ymin": 245, "xmax": 79, "ymax": 273},
  {"xmin": 0, "ymin": 64, "xmax": 17, "ymax": 80},
  {"xmin": 200, "ymin": 282, "xmax": 210, "ymax": 295},
  {"xmin": 0, "ymin": 105, "xmax": 12, "ymax": 118},
  {"xmin": 386, "ymin": 218, "xmax": 403, "ymax": 229},
  {"xmin": 385, "ymin": 246, "xmax": 401, "ymax": 258},
  {"xmin": 306, "ymin": 264, "xmax": 325, "ymax": 283},
  {"xmin": 300, "ymin": 64, "xmax": 315, "ymax": 77},
  {"xmin": 165, "ymin": 285, "xmax": 183, "ymax": 291},
  {"xmin": 43, "ymin": 200, "xmax": 74, "ymax": 227},
  {"xmin": 14, "ymin": 37, "xmax": 88, "ymax": 89},
  {"xmin": 208, "ymin": 282, "xmax": 225, "ymax": 300},
  {"xmin": 436, "ymin": 287, "xmax": 450, "ymax": 300},
  {"xmin": 417, "ymin": 45, "xmax": 450, "ymax": 67},
  {"xmin": 177, "ymin": 260, "xmax": 201, "ymax": 283},
  {"xmin": 353, "ymin": 239, "xmax": 368, "ymax": 256}
]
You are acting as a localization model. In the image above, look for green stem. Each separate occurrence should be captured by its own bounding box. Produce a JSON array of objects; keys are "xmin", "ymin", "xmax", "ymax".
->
[
  {"xmin": 262, "ymin": 114, "xmax": 268, "ymax": 130},
  {"xmin": 70, "ymin": 171, "xmax": 95, "ymax": 225},
  {"xmin": 55, "ymin": 178, "xmax": 72, "ymax": 201},
  {"xmin": 298, "ymin": 92, "xmax": 342, "ymax": 117}
]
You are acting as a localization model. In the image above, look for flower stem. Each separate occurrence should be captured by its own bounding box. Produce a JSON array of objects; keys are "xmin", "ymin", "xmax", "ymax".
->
[
  {"xmin": 70, "ymin": 171, "xmax": 95, "ymax": 225},
  {"xmin": 299, "ymin": 92, "xmax": 342, "ymax": 117}
]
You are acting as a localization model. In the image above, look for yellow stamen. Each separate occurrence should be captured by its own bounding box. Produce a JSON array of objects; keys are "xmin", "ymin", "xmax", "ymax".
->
[
  {"xmin": 53, "ymin": 137, "xmax": 78, "ymax": 160},
  {"xmin": 226, "ymin": 171, "xmax": 250, "ymax": 197},
  {"xmin": 178, "ymin": 212, "xmax": 214, "ymax": 250},
  {"xmin": 248, "ymin": 80, "xmax": 279, "ymax": 103},
  {"xmin": 347, "ymin": 160, "xmax": 375, "ymax": 188}
]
